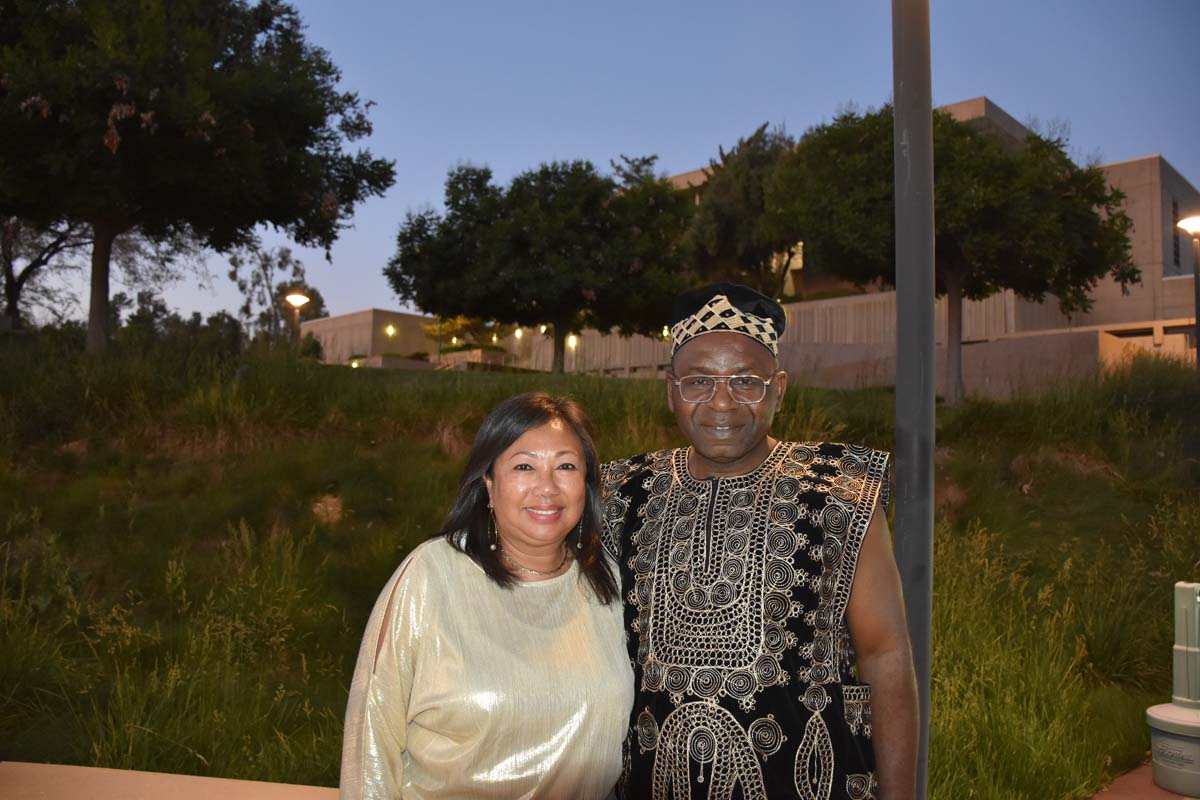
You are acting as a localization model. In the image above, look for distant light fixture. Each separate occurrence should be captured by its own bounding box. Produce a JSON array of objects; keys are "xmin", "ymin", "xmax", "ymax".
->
[
  {"xmin": 492, "ymin": 333, "xmax": 498, "ymax": 343},
  {"xmin": 385, "ymin": 323, "xmax": 396, "ymax": 337},
  {"xmin": 451, "ymin": 336, "xmax": 458, "ymax": 345},
  {"xmin": 514, "ymin": 328, "xmax": 523, "ymax": 340},
  {"xmin": 539, "ymin": 324, "xmax": 547, "ymax": 334},
  {"xmin": 350, "ymin": 360, "xmax": 359, "ymax": 369},
  {"xmin": 1178, "ymin": 216, "xmax": 1200, "ymax": 372},
  {"xmin": 661, "ymin": 325, "xmax": 670, "ymax": 339},
  {"xmin": 567, "ymin": 334, "xmax": 578, "ymax": 351},
  {"xmin": 285, "ymin": 293, "xmax": 310, "ymax": 309}
]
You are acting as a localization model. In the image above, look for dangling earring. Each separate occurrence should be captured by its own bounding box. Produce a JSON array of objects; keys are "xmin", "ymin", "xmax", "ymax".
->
[
  {"xmin": 575, "ymin": 518, "xmax": 584, "ymax": 550},
  {"xmin": 488, "ymin": 508, "xmax": 498, "ymax": 551}
]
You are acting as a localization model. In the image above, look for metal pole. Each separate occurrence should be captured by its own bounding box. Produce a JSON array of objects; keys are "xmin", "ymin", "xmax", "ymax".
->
[
  {"xmin": 891, "ymin": 1, "xmax": 935, "ymax": 798},
  {"xmin": 1192, "ymin": 236, "xmax": 1199, "ymax": 370}
]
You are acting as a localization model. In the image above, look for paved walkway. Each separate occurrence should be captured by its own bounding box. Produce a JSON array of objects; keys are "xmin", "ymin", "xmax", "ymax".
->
[
  {"xmin": 4, "ymin": 758, "xmax": 1197, "ymax": 800},
  {"xmin": 0, "ymin": 761, "xmax": 337, "ymax": 800},
  {"xmin": 1092, "ymin": 762, "xmax": 1197, "ymax": 800}
]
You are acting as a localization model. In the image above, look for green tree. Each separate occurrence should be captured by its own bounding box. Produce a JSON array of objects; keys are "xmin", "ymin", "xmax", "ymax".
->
[
  {"xmin": 685, "ymin": 123, "xmax": 798, "ymax": 297},
  {"xmin": 420, "ymin": 315, "xmax": 512, "ymax": 349},
  {"xmin": 386, "ymin": 157, "xmax": 692, "ymax": 373},
  {"xmin": 0, "ymin": 0, "xmax": 394, "ymax": 352},
  {"xmin": 590, "ymin": 155, "xmax": 697, "ymax": 337},
  {"xmin": 767, "ymin": 106, "xmax": 1136, "ymax": 404},
  {"xmin": 2, "ymin": 218, "xmax": 91, "ymax": 329},
  {"xmin": 228, "ymin": 245, "xmax": 326, "ymax": 343},
  {"xmin": 3, "ymin": 216, "xmax": 204, "ymax": 329}
]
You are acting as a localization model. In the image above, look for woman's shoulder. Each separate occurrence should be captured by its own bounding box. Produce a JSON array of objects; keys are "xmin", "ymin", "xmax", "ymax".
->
[
  {"xmin": 374, "ymin": 536, "xmax": 455, "ymax": 597},
  {"xmin": 392, "ymin": 535, "xmax": 466, "ymax": 577}
]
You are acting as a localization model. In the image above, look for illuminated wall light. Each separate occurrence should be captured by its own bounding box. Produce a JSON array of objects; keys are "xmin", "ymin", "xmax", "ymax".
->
[
  {"xmin": 451, "ymin": 336, "xmax": 458, "ymax": 345},
  {"xmin": 661, "ymin": 325, "xmax": 670, "ymax": 339},
  {"xmin": 567, "ymin": 334, "xmax": 578, "ymax": 351},
  {"xmin": 350, "ymin": 360, "xmax": 359, "ymax": 369},
  {"xmin": 492, "ymin": 333, "xmax": 498, "ymax": 343},
  {"xmin": 539, "ymin": 324, "xmax": 547, "ymax": 334},
  {"xmin": 385, "ymin": 324, "xmax": 396, "ymax": 337},
  {"xmin": 514, "ymin": 328, "xmax": 523, "ymax": 339}
]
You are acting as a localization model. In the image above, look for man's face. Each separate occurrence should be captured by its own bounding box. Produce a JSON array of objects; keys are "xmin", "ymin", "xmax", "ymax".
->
[{"xmin": 667, "ymin": 331, "xmax": 787, "ymax": 478}]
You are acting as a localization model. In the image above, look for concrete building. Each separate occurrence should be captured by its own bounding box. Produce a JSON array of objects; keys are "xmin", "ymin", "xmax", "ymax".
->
[{"xmin": 300, "ymin": 308, "xmax": 438, "ymax": 368}]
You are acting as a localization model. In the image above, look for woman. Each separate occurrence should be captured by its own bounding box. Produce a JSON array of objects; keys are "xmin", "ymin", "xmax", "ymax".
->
[{"xmin": 340, "ymin": 392, "xmax": 633, "ymax": 799}]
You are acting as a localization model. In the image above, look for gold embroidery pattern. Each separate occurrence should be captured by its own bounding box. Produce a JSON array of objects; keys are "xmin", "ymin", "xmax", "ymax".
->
[
  {"xmin": 794, "ymin": 710, "xmax": 834, "ymax": 800},
  {"xmin": 846, "ymin": 772, "xmax": 878, "ymax": 799},
  {"xmin": 748, "ymin": 714, "xmax": 786, "ymax": 760},
  {"xmin": 842, "ymin": 685, "xmax": 873, "ymax": 738},
  {"xmin": 629, "ymin": 446, "xmax": 804, "ymax": 710},
  {"xmin": 652, "ymin": 702, "xmax": 766, "ymax": 799}
]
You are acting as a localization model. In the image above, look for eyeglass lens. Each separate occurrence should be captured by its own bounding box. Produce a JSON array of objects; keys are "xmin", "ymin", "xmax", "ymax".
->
[{"xmin": 677, "ymin": 375, "xmax": 767, "ymax": 403}]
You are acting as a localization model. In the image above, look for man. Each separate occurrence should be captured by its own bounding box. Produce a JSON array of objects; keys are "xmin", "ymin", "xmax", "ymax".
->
[{"xmin": 601, "ymin": 282, "xmax": 917, "ymax": 800}]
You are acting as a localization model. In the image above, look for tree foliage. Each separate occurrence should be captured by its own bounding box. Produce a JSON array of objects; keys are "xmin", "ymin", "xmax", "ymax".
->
[
  {"xmin": 228, "ymin": 244, "xmax": 326, "ymax": 343},
  {"xmin": 0, "ymin": 0, "xmax": 395, "ymax": 351},
  {"xmin": 684, "ymin": 123, "xmax": 798, "ymax": 297},
  {"xmin": 419, "ymin": 315, "xmax": 512, "ymax": 348},
  {"xmin": 2, "ymin": 216, "xmax": 205, "ymax": 329},
  {"xmin": 385, "ymin": 156, "xmax": 693, "ymax": 372},
  {"xmin": 766, "ymin": 106, "xmax": 1137, "ymax": 404}
]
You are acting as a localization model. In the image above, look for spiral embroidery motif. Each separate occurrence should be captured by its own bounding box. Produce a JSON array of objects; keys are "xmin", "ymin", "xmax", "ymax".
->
[{"xmin": 749, "ymin": 715, "xmax": 786, "ymax": 759}]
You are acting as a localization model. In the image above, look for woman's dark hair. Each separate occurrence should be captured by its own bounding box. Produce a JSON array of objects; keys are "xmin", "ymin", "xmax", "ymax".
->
[{"xmin": 439, "ymin": 392, "xmax": 618, "ymax": 604}]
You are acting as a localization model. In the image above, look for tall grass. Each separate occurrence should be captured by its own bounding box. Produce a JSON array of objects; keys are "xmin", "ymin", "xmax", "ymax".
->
[
  {"xmin": 2, "ymin": 333, "xmax": 1197, "ymax": 794},
  {"xmin": 1, "ymin": 519, "xmax": 351, "ymax": 783},
  {"xmin": 928, "ymin": 508, "xmax": 1199, "ymax": 800}
]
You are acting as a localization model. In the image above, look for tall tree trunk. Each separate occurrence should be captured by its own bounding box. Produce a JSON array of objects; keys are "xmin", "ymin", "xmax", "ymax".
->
[
  {"xmin": 944, "ymin": 269, "xmax": 966, "ymax": 406},
  {"xmin": 770, "ymin": 251, "xmax": 794, "ymax": 300},
  {"xmin": 551, "ymin": 322, "xmax": 567, "ymax": 374},
  {"xmin": 86, "ymin": 221, "xmax": 118, "ymax": 354},
  {"xmin": 1, "ymin": 220, "xmax": 19, "ymax": 330},
  {"xmin": 2, "ymin": 258, "xmax": 20, "ymax": 331},
  {"xmin": 3, "ymin": 274, "xmax": 21, "ymax": 330}
]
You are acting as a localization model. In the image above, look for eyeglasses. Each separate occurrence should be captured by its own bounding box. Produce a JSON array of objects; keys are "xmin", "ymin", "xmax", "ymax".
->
[{"xmin": 671, "ymin": 374, "xmax": 776, "ymax": 404}]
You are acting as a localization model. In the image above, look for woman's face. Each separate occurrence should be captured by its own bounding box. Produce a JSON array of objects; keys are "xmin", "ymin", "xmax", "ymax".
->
[{"xmin": 484, "ymin": 418, "xmax": 587, "ymax": 554}]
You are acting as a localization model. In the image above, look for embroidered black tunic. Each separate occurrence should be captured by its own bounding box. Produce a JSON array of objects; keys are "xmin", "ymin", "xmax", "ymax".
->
[{"xmin": 601, "ymin": 441, "xmax": 891, "ymax": 800}]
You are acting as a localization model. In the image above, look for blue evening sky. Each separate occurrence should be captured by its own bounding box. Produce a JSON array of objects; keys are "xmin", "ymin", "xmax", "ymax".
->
[{"xmin": 159, "ymin": 0, "xmax": 1200, "ymax": 319}]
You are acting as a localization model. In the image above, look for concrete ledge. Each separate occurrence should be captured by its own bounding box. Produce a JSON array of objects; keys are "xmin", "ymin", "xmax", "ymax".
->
[
  {"xmin": 0, "ymin": 761, "xmax": 337, "ymax": 800},
  {"xmin": 1091, "ymin": 762, "xmax": 1197, "ymax": 799}
]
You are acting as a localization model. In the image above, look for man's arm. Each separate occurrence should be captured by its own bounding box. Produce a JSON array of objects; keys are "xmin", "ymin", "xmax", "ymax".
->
[{"xmin": 846, "ymin": 508, "xmax": 918, "ymax": 800}]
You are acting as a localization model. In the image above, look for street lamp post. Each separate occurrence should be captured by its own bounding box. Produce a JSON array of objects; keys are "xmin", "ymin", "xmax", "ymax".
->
[
  {"xmin": 1178, "ymin": 216, "xmax": 1200, "ymax": 370},
  {"xmin": 285, "ymin": 292, "xmax": 310, "ymax": 343},
  {"xmin": 892, "ymin": 1, "xmax": 935, "ymax": 797}
]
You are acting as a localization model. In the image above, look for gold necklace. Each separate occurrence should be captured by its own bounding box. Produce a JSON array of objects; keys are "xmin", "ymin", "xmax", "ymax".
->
[{"xmin": 499, "ymin": 544, "xmax": 571, "ymax": 576}]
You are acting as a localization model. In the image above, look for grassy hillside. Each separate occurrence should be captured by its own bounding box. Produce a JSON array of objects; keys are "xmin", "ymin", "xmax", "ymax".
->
[{"xmin": 1, "ymin": 332, "xmax": 1197, "ymax": 797}]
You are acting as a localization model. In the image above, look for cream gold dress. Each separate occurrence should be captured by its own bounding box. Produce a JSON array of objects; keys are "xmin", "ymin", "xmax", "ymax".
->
[{"xmin": 340, "ymin": 536, "xmax": 633, "ymax": 799}]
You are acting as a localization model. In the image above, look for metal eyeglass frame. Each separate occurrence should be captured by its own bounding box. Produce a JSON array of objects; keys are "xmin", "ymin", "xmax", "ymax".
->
[{"xmin": 670, "ymin": 374, "xmax": 778, "ymax": 404}]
